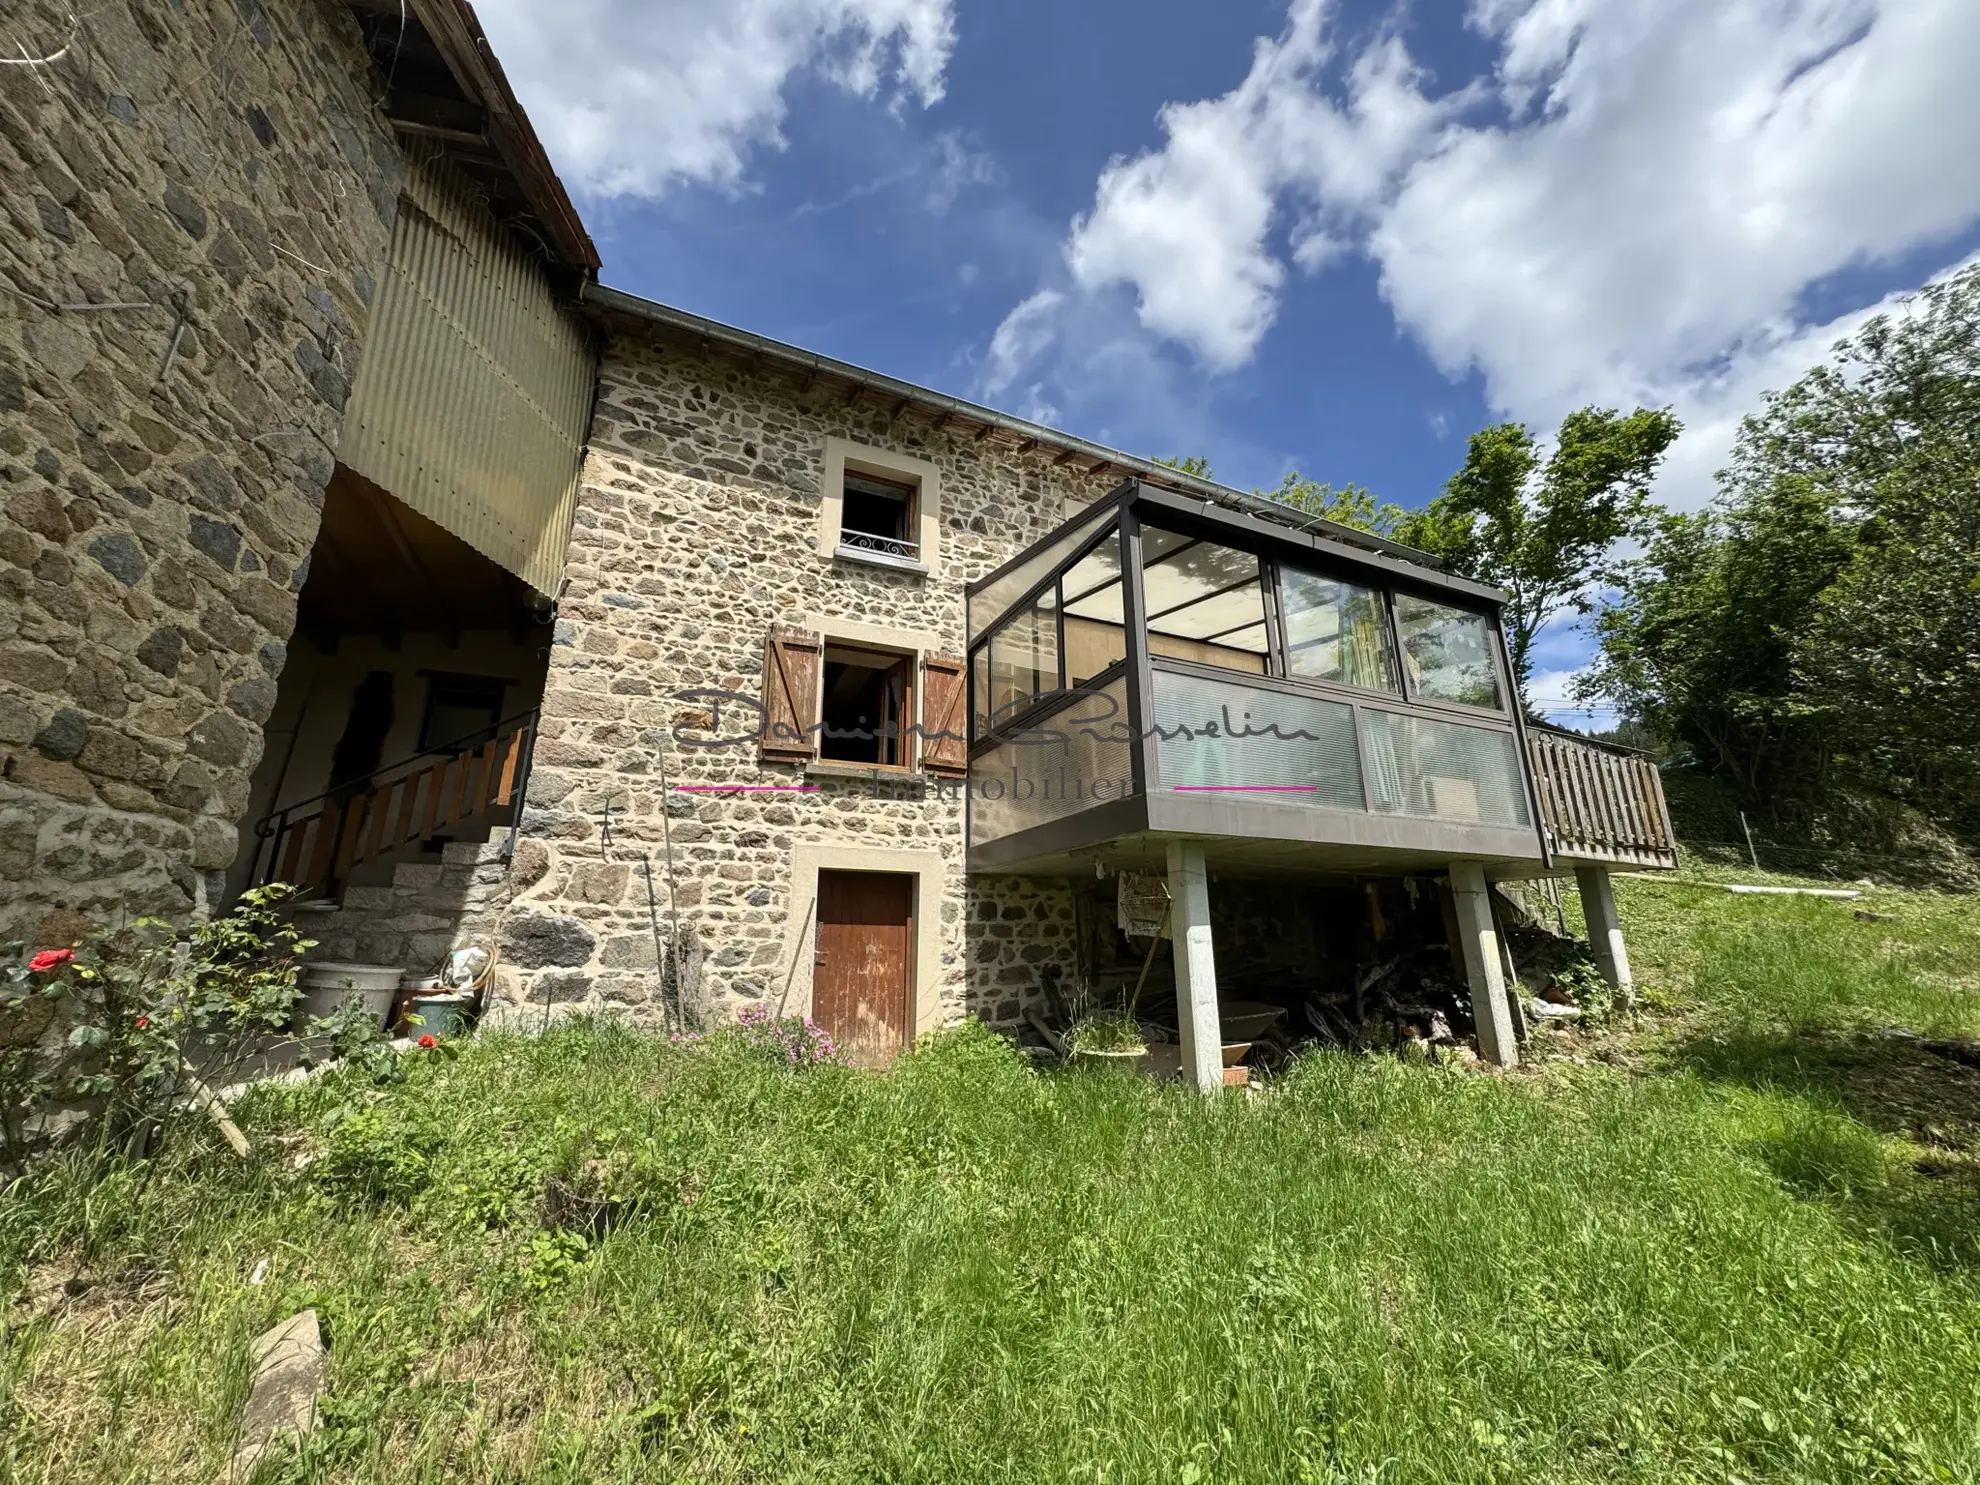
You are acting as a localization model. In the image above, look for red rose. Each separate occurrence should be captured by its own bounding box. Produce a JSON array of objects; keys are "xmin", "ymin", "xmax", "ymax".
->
[
  {"xmin": 29, "ymin": 948, "xmax": 74, "ymax": 973},
  {"xmin": 418, "ymin": 1034, "xmax": 438, "ymax": 1050}
]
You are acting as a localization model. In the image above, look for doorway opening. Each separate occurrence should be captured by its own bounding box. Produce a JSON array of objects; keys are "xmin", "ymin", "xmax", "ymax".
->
[{"xmin": 813, "ymin": 869, "xmax": 916, "ymax": 1067}]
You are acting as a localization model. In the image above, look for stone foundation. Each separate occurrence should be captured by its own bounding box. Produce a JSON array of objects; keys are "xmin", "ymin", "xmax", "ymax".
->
[{"xmin": 0, "ymin": 0, "xmax": 400, "ymax": 936}]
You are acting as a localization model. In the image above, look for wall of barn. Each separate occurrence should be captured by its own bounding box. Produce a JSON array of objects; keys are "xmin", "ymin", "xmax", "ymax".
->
[
  {"xmin": 491, "ymin": 331, "xmax": 1118, "ymax": 1030},
  {"xmin": 0, "ymin": 0, "xmax": 401, "ymax": 938}
]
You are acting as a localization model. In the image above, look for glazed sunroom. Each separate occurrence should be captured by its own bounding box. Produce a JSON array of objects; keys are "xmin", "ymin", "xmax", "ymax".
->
[{"xmin": 965, "ymin": 480, "xmax": 1677, "ymax": 1084}]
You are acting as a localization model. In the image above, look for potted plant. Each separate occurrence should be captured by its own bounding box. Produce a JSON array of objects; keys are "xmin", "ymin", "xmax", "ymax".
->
[{"xmin": 1063, "ymin": 1009, "xmax": 1148, "ymax": 1068}]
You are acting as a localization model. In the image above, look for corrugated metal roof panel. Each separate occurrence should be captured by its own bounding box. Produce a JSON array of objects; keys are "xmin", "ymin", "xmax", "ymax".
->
[{"xmin": 340, "ymin": 156, "xmax": 595, "ymax": 597}]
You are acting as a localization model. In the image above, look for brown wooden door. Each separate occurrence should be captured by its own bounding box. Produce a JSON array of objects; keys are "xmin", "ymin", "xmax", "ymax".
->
[{"xmin": 813, "ymin": 870, "xmax": 914, "ymax": 1068}]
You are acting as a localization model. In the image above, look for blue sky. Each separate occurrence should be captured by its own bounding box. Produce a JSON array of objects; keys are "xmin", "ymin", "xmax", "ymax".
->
[{"xmin": 476, "ymin": 0, "xmax": 1980, "ymax": 720}]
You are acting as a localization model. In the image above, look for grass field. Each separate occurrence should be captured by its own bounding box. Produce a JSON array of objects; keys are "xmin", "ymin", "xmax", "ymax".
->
[{"xmin": 4, "ymin": 866, "xmax": 1979, "ymax": 1483}]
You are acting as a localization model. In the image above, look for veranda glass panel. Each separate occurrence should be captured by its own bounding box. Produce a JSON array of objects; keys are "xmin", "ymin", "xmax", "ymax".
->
[
  {"xmin": 984, "ymin": 594, "xmax": 1060, "ymax": 728},
  {"xmin": 1395, "ymin": 594, "xmax": 1503, "ymax": 710},
  {"xmin": 1359, "ymin": 710, "xmax": 1529, "ymax": 827},
  {"xmin": 971, "ymin": 677, "xmax": 1135, "ymax": 845},
  {"xmin": 1152, "ymin": 670, "xmax": 1364, "ymax": 812},
  {"xmin": 1060, "ymin": 533, "xmax": 1128, "ymax": 686},
  {"xmin": 968, "ymin": 499, "xmax": 1116, "ymax": 639},
  {"xmin": 1141, "ymin": 528, "xmax": 1268, "ymax": 674},
  {"xmin": 1282, "ymin": 568, "xmax": 1399, "ymax": 692}
]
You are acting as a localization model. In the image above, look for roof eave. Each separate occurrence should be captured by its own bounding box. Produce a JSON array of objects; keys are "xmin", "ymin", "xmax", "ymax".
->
[{"xmin": 579, "ymin": 282, "xmax": 1457, "ymax": 574}]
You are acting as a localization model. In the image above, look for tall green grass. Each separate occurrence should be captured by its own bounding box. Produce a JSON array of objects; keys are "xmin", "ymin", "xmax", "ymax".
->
[{"xmin": 5, "ymin": 1007, "xmax": 1978, "ymax": 1484}]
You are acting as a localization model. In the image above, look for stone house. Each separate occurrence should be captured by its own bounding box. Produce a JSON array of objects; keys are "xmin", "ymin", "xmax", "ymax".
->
[{"xmin": 2, "ymin": 0, "xmax": 1677, "ymax": 1086}]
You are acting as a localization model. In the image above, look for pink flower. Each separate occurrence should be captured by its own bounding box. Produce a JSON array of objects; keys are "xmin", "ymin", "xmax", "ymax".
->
[
  {"xmin": 135, "ymin": 1016, "xmax": 149, "ymax": 1030},
  {"xmin": 418, "ymin": 1034, "xmax": 438, "ymax": 1050},
  {"xmin": 29, "ymin": 948, "xmax": 74, "ymax": 973}
]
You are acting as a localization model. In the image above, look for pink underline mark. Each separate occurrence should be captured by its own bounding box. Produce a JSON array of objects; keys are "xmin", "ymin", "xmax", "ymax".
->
[
  {"xmin": 1172, "ymin": 784, "xmax": 1319, "ymax": 792},
  {"xmin": 675, "ymin": 785, "xmax": 821, "ymax": 793}
]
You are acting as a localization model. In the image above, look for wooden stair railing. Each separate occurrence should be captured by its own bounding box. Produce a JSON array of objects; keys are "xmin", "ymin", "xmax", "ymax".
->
[
  {"xmin": 251, "ymin": 711, "xmax": 538, "ymax": 900},
  {"xmin": 1526, "ymin": 729, "xmax": 1680, "ymax": 870}
]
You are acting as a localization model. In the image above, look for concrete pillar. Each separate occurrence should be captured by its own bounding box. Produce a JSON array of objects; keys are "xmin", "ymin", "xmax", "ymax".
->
[
  {"xmin": 1165, "ymin": 840, "xmax": 1223, "ymax": 1093},
  {"xmin": 1449, "ymin": 862, "xmax": 1519, "ymax": 1068},
  {"xmin": 1575, "ymin": 864, "xmax": 1635, "ymax": 1008}
]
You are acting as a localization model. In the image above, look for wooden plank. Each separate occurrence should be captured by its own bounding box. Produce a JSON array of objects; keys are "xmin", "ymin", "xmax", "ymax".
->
[
  {"xmin": 393, "ymin": 767, "xmax": 424, "ymax": 848},
  {"xmin": 1591, "ymin": 751, "xmax": 1618, "ymax": 846},
  {"xmin": 1536, "ymin": 744, "xmax": 1566, "ymax": 848},
  {"xmin": 333, "ymin": 796, "xmax": 370, "ymax": 881},
  {"xmin": 494, "ymin": 728, "xmax": 525, "ymax": 806},
  {"xmin": 304, "ymin": 803, "xmax": 343, "ymax": 892},
  {"xmin": 277, "ymin": 820, "xmax": 307, "ymax": 886},
  {"xmin": 420, "ymin": 759, "xmax": 449, "ymax": 839},
  {"xmin": 1543, "ymin": 743, "xmax": 1572, "ymax": 848},
  {"xmin": 441, "ymin": 753, "xmax": 469, "ymax": 830},
  {"xmin": 362, "ymin": 783, "xmax": 397, "ymax": 865},
  {"xmin": 469, "ymin": 738, "xmax": 499, "ymax": 816}
]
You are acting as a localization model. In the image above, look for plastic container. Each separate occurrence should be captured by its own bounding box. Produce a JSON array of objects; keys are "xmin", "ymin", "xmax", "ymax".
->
[
  {"xmin": 298, "ymin": 962, "xmax": 403, "ymax": 1030},
  {"xmin": 407, "ymin": 991, "xmax": 474, "ymax": 1039}
]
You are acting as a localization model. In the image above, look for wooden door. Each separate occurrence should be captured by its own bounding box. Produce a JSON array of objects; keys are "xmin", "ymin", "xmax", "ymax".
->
[{"xmin": 813, "ymin": 870, "xmax": 914, "ymax": 1068}]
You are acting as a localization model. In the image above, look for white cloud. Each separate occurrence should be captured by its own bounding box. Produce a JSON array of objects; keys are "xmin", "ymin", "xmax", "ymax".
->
[
  {"xmin": 1005, "ymin": 0, "xmax": 1980, "ymax": 506},
  {"xmin": 927, "ymin": 132, "xmax": 1002, "ymax": 213},
  {"xmin": 985, "ymin": 289, "xmax": 1065, "ymax": 396},
  {"xmin": 1062, "ymin": 0, "xmax": 1455, "ymax": 371},
  {"xmin": 473, "ymin": 0, "xmax": 957, "ymax": 198}
]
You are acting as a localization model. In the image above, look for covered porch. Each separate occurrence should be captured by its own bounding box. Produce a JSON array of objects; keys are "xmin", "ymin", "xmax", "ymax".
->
[{"xmin": 964, "ymin": 481, "xmax": 1677, "ymax": 1084}]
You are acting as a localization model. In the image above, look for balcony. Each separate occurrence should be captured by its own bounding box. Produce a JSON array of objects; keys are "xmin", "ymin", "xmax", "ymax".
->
[{"xmin": 965, "ymin": 481, "xmax": 1568, "ymax": 879}]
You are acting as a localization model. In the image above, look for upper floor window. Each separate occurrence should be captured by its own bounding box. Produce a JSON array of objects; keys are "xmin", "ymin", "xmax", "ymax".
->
[
  {"xmin": 1396, "ymin": 594, "xmax": 1503, "ymax": 711},
  {"xmin": 839, "ymin": 471, "xmax": 919, "ymax": 563},
  {"xmin": 1280, "ymin": 568, "xmax": 1398, "ymax": 692},
  {"xmin": 820, "ymin": 438, "xmax": 940, "ymax": 576}
]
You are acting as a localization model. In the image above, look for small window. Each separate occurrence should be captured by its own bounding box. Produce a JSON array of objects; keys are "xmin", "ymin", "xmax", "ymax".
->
[
  {"xmin": 419, "ymin": 674, "xmax": 507, "ymax": 752},
  {"xmin": 1281, "ymin": 568, "xmax": 1399, "ymax": 692},
  {"xmin": 838, "ymin": 471, "xmax": 920, "ymax": 563},
  {"xmin": 820, "ymin": 644, "xmax": 914, "ymax": 766},
  {"xmin": 1395, "ymin": 595, "xmax": 1503, "ymax": 711}
]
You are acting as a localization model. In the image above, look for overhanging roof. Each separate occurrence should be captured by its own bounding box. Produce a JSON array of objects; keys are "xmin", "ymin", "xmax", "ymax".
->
[
  {"xmin": 579, "ymin": 282, "xmax": 1446, "ymax": 569},
  {"xmin": 343, "ymin": 0, "xmax": 600, "ymax": 277}
]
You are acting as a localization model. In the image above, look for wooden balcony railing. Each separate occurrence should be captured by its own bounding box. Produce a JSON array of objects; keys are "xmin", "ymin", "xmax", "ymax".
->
[
  {"xmin": 249, "ymin": 711, "xmax": 537, "ymax": 900},
  {"xmin": 1526, "ymin": 729, "xmax": 1679, "ymax": 870}
]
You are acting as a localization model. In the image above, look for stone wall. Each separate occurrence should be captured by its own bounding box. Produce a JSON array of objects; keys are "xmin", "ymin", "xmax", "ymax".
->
[
  {"xmin": 492, "ymin": 332, "xmax": 1120, "ymax": 1029},
  {"xmin": 0, "ymin": 0, "xmax": 400, "ymax": 936}
]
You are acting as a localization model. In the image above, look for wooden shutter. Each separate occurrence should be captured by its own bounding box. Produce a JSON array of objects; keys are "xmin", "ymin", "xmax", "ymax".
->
[
  {"xmin": 760, "ymin": 627, "xmax": 822, "ymax": 762},
  {"xmin": 920, "ymin": 653, "xmax": 969, "ymax": 776}
]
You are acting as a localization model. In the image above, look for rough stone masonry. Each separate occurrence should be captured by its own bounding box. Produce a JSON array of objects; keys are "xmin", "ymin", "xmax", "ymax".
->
[
  {"xmin": 488, "ymin": 330, "xmax": 1114, "ymax": 1031},
  {"xmin": 0, "ymin": 0, "xmax": 401, "ymax": 937}
]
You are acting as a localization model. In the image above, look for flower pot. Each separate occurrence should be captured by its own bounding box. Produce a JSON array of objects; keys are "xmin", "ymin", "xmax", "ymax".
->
[
  {"xmin": 407, "ymin": 991, "xmax": 474, "ymax": 1040},
  {"xmin": 1067, "ymin": 1045, "xmax": 1148, "ymax": 1071},
  {"xmin": 298, "ymin": 962, "xmax": 403, "ymax": 1030}
]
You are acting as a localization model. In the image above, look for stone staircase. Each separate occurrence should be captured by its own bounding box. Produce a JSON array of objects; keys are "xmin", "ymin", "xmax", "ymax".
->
[{"xmin": 295, "ymin": 839, "xmax": 515, "ymax": 974}]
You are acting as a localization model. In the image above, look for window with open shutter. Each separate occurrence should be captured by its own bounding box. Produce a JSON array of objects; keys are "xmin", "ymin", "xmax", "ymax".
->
[
  {"xmin": 920, "ymin": 654, "xmax": 968, "ymax": 776},
  {"xmin": 761, "ymin": 627, "xmax": 822, "ymax": 762}
]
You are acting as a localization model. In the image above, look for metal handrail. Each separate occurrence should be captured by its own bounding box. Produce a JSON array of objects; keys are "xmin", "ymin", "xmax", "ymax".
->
[
  {"xmin": 836, "ymin": 530, "xmax": 922, "ymax": 562},
  {"xmin": 252, "ymin": 707, "xmax": 541, "ymax": 839}
]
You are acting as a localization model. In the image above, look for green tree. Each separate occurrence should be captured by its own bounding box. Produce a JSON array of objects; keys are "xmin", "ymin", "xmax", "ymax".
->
[
  {"xmin": 1260, "ymin": 471, "xmax": 1409, "ymax": 538},
  {"xmin": 1580, "ymin": 262, "xmax": 1980, "ymax": 844},
  {"xmin": 1400, "ymin": 407, "xmax": 1682, "ymax": 704}
]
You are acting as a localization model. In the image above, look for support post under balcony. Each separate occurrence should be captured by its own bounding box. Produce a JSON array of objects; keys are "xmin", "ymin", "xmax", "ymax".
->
[
  {"xmin": 1576, "ymin": 864, "xmax": 1635, "ymax": 1009},
  {"xmin": 1165, "ymin": 840, "xmax": 1223, "ymax": 1093},
  {"xmin": 1449, "ymin": 861, "xmax": 1519, "ymax": 1069}
]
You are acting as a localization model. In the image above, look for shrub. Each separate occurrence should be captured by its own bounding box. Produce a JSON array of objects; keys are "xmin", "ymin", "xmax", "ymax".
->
[
  {"xmin": 0, "ymin": 887, "xmax": 317, "ymax": 1171},
  {"xmin": 734, "ymin": 1002, "xmax": 839, "ymax": 1067}
]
